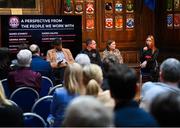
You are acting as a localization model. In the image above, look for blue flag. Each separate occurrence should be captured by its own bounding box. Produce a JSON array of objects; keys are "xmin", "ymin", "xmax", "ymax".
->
[{"xmin": 144, "ymin": 0, "xmax": 155, "ymax": 10}]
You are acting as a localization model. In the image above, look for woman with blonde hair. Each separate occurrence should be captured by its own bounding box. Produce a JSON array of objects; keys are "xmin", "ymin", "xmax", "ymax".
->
[
  {"xmin": 140, "ymin": 35, "xmax": 159, "ymax": 81},
  {"xmin": 83, "ymin": 64, "xmax": 115, "ymax": 109},
  {"xmin": 0, "ymin": 81, "xmax": 23, "ymax": 126},
  {"xmin": 48, "ymin": 63, "xmax": 84, "ymax": 127}
]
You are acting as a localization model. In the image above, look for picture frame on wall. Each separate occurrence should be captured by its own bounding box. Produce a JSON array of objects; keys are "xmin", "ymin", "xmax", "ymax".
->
[{"xmin": 0, "ymin": 0, "xmax": 41, "ymax": 14}]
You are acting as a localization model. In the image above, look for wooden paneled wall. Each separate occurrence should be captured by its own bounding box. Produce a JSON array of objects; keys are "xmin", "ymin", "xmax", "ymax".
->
[
  {"xmin": 1, "ymin": 0, "xmax": 179, "ymax": 63},
  {"xmin": 155, "ymin": 0, "xmax": 180, "ymax": 62}
]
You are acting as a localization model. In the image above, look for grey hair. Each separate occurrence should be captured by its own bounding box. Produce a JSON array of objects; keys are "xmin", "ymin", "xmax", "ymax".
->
[
  {"xmin": 63, "ymin": 96, "xmax": 114, "ymax": 127},
  {"xmin": 160, "ymin": 58, "xmax": 180, "ymax": 82},
  {"xmin": 17, "ymin": 49, "xmax": 32, "ymax": 67},
  {"xmin": 29, "ymin": 44, "xmax": 40, "ymax": 54},
  {"xmin": 75, "ymin": 53, "xmax": 91, "ymax": 67}
]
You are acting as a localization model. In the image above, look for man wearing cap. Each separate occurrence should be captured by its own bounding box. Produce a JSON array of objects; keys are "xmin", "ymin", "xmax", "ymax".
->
[{"xmin": 46, "ymin": 38, "xmax": 74, "ymax": 84}]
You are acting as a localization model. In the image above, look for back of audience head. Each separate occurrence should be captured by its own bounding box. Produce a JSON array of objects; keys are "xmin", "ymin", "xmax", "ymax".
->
[
  {"xmin": 63, "ymin": 96, "xmax": 114, "ymax": 127},
  {"xmin": 17, "ymin": 49, "xmax": 32, "ymax": 67},
  {"xmin": 64, "ymin": 63, "xmax": 84, "ymax": 94},
  {"xmin": 83, "ymin": 64, "xmax": 103, "ymax": 94},
  {"xmin": 107, "ymin": 64, "xmax": 137, "ymax": 102},
  {"xmin": 29, "ymin": 44, "xmax": 40, "ymax": 55},
  {"xmin": 75, "ymin": 53, "xmax": 90, "ymax": 67},
  {"xmin": 102, "ymin": 54, "xmax": 119, "ymax": 74},
  {"xmin": 17, "ymin": 43, "xmax": 29, "ymax": 51},
  {"xmin": 159, "ymin": 58, "xmax": 180, "ymax": 83},
  {"xmin": 150, "ymin": 92, "xmax": 180, "ymax": 126},
  {"xmin": 86, "ymin": 79, "xmax": 99, "ymax": 96}
]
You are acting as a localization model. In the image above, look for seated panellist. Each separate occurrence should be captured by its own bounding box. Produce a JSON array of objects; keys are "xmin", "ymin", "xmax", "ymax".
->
[{"xmin": 46, "ymin": 38, "xmax": 74, "ymax": 84}]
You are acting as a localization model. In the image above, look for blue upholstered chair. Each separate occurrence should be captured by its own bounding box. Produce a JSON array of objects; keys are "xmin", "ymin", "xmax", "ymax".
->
[
  {"xmin": 10, "ymin": 87, "xmax": 39, "ymax": 112},
  {"xmin": 23, "ymin": 112, "xmax": 47, "ymax": 127},
  {"xmin": 48, "ymin": 84, "xmax": 63, "ymax": 95},
  {"xmin": 39, "ymin": 76, "xmax": 54, "ymax": 97},
  {"xmin": 31, "ymin": 95, "xmax": 53, "ymax": 126}
]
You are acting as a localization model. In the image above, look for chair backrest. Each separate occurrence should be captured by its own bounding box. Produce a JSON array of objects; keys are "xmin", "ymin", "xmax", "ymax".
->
[
  {"xmin": 8, "ymin": 99, "xmax": 19, "ymax": 107},
  {"xmin": 23, "ymin": 112, "xmax": 47, "ymax": 127},
  {"xmin": 39, "ymin": 76, "xmax": 54, "ymax": 97},
  {"xmin": 31, "ymin": 95, "xmax": 53, "ymax": 124},
  {"xmin": 48, "ymin": 84, "xmax": 63, "ymax": 95},
  {"xmin": 10, "ymin": 87, "xmax": 39, "ymax": 112},
  {"xmin": 1, "ymin": 78, "xmax": 11, "ymax": 98}
]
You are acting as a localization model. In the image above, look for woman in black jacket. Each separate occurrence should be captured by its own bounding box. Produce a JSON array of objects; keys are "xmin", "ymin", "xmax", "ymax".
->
[{"xmin": 140, "ymin": 35, "xmax": 159, "ymax": 82}]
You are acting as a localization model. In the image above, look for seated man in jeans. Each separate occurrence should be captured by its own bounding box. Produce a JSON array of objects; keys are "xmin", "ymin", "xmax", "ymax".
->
[{"xmin": 46, "ymin": 38, "xmax": 74, "ymax": 84}]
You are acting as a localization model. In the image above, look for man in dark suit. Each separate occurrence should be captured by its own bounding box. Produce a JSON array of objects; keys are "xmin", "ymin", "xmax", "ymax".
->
[{"xmin": 29, "ymin": 44, "xmax": 53, "ymax": 81}]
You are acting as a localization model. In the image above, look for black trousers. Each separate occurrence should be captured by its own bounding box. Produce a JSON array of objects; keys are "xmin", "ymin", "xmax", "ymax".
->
[{"xmin": 53, "ymin": 67, "xmax": 65, "ymax": 85}]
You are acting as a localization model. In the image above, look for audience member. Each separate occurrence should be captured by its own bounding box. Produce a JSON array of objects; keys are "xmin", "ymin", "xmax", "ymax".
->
[
  {"xmin": 47, "ymin": 63, "xmax": 84, "ymax": 127},
  {"xmin": 10, "ymin": 43, "xmax": 30, "ymax": 70},
  {"xmin": 46, "ymin": 38, "xmax": 74, "ymax": 84},
  {"xmin": 81, "ymin": 39, "xmax": 102, "ymax": 66},
  {"xmin": 0, "ymin": 81, "xmax": 23, "ymax": 127},
  {"xmin": 63, "ymin": 96, "xmax": 114, "ymax": 127},
  {"xmin": 29, "ymin": 44, "xmax": 53, "ymax": 80},
  {"xmin": 7, "ymin": 49, "xmax": 42, "ymax": 92},
  {"xmin": 83, "ymin": 64, "xmax": 114, "ymax": 109},
  {"xmin": 140, "ymin": 35, "xmax": 159, "ymax": 81},
  {"xmin": 102, "ymin": 54, "xmax": 119, "ymax": 90},
  {"xmin": 150, "ymin": 92, "xmax": 180, "ymax": 126},
  {"xmin": 17, "ymin": 43, "xmax": 29, "ymax": 50},
  {"xmin": 75, "ymin": 53, "xmax": 90, "ymax": 67},
  {"xmin": 140, "ymin": 58, "xmax": 180, "ymax": 112},
  {"xmin": 107, "ymin": 64, "xmax": 158, "ymax": 127},
  {"xmin": 102, "ymin": 40, "xmax": 123, "ymax": 64},
  {"xmin": 0, "ymin": 47, "xmax": 11, "ymax": 80}
]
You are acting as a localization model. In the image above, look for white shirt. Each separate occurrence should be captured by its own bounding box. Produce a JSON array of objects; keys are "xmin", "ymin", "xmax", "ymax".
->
[{"xmin": 56, "ymin": 51, "xmax": 65, "ymax": 62}]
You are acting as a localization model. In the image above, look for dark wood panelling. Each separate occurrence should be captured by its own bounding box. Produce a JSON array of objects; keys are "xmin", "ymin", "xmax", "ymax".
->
[
  {"xmin": 42, "ymin": 0, "xmax": 58, "ymax": 15},
  {"xmin": 121, "ymin": 50, "xmax": 140, "ymax": 63},
  {"xmin": 0, "ymin": 0, "xmax": 160, "ymax": 64},
  {"xmin": 156, "ymin": 0, "xmax": 180, "ymax": 62}
]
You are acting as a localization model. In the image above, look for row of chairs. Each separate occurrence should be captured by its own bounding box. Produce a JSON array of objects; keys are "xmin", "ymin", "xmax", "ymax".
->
[
  {"xmin": 9, "ymin": 94, "xmax": 58, "ymax": 127},
  {"xmin": 9, "ymin": 85, "xmax": 63, "ymax": 112},
  {"xmin": 1, "ymin": 76, "xmax": 56, "ymax": 99},
  {"xmin": 4, "ymin": 85, "xmax": 63, "ymax": 127},
  {"xmin": 8, "ymin": 99, "xmax": 47, "ymax": 127}
]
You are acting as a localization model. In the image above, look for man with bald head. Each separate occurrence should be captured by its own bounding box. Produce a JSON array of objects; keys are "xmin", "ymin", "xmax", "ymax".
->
[{"xmin": 29, "ymin": 44, "xmax": 53, "ymax": 80}]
